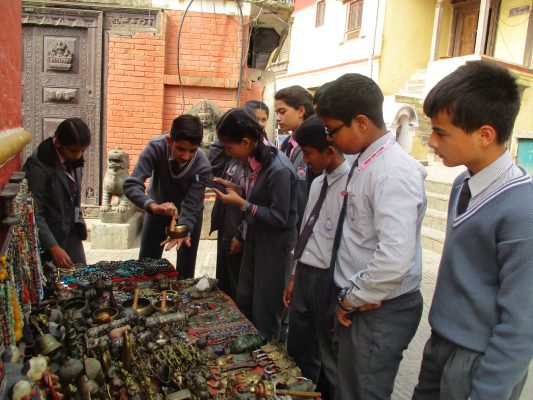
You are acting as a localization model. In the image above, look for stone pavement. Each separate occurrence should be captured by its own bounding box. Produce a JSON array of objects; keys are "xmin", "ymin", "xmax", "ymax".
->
[{"xmin": 84, "ymin": 240, "xmax": 533, "ymax": 399}]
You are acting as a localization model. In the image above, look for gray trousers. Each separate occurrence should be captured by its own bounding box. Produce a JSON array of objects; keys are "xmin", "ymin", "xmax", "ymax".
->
[
  {"xmin": 236, "ymin": 227, "xmax": 297, "ymax": 342},
  {"xmin": 412, "ymin": 332, "xmax": 527, "ymax": 400},
  {"xmin": 287, "ymin": 263, "xmax": 338, "ymax": 400},
  {"xmin": 335, "ymin": 289, "xmax": 423, "ymax": 400}
]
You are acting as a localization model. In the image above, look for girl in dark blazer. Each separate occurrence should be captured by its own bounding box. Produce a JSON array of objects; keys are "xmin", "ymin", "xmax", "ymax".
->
[
  {"xmin": 214, "ymin": 107, "xmax": 298, "ymax": 342},
  {"xmin": 23, "ymin": 118, "xmax": 91, "ymax": 268}
]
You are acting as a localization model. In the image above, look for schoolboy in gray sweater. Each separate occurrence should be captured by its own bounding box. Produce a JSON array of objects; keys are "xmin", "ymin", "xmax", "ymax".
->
[
  {"xmin": 124, "ymin": 115, "xmax": 212, "ymax": 279},
  {"xmin": 413, "ymin": 61, "xmax": 533, "ymax": 400}
]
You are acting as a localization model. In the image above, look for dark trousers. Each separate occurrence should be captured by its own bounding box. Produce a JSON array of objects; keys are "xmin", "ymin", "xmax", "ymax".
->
[
  {"xmin": 287, "ymin": 263, "xmax": 339, "ymax": 400},
  {"xmin": 139, "ymin": 212, "xmax": 202, "ymax": 279},
  {"xmin": 215, "ymin": 237, "xmax": 242, "ymax": 300},
  {"xmin": 412, "ymin": 332, "xmax": 527, "ymax": 400},
  {"xmin": 335, "ymin": 290, "xmax": 423, "ymax": 400},
  {"xmin": 236, "ymin": 227, "xmax": 297, "ymax": 342}
]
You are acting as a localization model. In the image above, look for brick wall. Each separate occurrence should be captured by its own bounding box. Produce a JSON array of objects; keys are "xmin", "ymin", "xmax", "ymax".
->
[
  {"xmin": 106, "ymin": 31, "xmax": 166, "ymax": 167},
  {"xmin": 105, "ymin": 10, "xmax": 264, "ymax": 168},
  {"xmin": 0, "ymin": 0, "xmax": 22, "ymax": 188}
]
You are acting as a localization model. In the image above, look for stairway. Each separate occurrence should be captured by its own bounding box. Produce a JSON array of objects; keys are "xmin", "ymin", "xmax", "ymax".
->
[
  {"xmin": 422, "ymin": 179, "xmax": 452, "ymax": 254},
  {"xmin": 399, "ymin": 69, "xmax": 427, "ymax": 99}
]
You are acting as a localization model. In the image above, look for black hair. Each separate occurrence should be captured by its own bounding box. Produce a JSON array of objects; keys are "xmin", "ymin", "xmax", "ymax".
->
[
  {"xmin": 55, "ymin": 118, "xmax": 91, "ymax": 147},
  {"xmin": 423, "ymin": 60, "xmax": 520, "ymax": 143},
  {"xmin": 275, "ymin": 86, "xmax": 314, "ymax": 119},
  {"xmin": 312, "ymin": 82, "xmax": 332, "ymax": 106},
  {"xmin": 245, "ymin": 100, "xmax": 270, "ymax": 117},
  {"xmin": 317, "ymin": 74, "xmax": 385, "ymax": 128},
  {"xmin": 293, "ymin": 115, "xmax": 331, "ymax": 152},
  {"xmin": 216, "ymin": 107, "xmax": 277, "ymax": 165},
  {"xmin": 170, "ymin": 114, "xmax": 203, "ymax": 145}
]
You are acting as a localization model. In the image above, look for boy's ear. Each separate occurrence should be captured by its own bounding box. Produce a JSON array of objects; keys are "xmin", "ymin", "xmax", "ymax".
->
[
  {"xmin": 352, "ymin": 115, "xmax": 369, "ymax": 131},
  {"xmin": 326, "ymin": 145, "xmax": 337, "ymax": 156},
  {"xmin": 165, "ymin": 135, "xmax": 172, "ymax": 145},
  {"xmin": 478, "ymin": 125, "xmax": 498, "ymax": 147}
]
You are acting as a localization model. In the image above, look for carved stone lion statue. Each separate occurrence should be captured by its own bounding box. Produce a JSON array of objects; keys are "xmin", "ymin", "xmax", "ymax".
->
[{"xmin": 100, "ymin": 147, "xmax": 133, "ymax": 218}]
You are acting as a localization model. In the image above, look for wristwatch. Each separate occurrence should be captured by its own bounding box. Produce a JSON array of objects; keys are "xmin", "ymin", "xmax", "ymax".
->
[
  {"xmin": 241, "ymin": 200, "xmax": 251, "ymax": 214},
  {"xmin": 337, "ymin": 287, "xmax": 355, "ymax": 313}
]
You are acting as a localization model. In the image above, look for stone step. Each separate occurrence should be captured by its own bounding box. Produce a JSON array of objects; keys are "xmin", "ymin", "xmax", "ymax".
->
[
  {"xmin": 427, "ymin": 191, "xmax": 449, "ymax": 213},
  {"xmin": 421, "ymin": 226, "xmax": 445, "ymax": 254},
  {"xmin": 425, "ymin": 180, "xmax": 452, "ymax": 196},
  {"xmin": 423, "ymin": 208, "xmax": 448, "ymax": 232}
]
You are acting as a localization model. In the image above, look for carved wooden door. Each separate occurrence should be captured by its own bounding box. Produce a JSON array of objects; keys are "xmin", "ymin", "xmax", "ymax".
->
[
  {"xmin": 22, "ymin": 7, "xmax": 103, "ymax": 205},
  {"xmin": 452, "ymin": 2, "xmax": 480, "ymax": 57}
]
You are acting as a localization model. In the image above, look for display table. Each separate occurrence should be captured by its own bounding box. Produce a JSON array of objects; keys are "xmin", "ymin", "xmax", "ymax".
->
[{"xmin": 0, "ymin": 260, "xmax": 321, "ymax": 400}]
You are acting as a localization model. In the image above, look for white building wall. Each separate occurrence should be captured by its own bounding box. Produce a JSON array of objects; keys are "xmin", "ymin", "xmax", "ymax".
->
[{"xmin": 276, "ymin": 0, "xmax": 386, "ymax": 90}]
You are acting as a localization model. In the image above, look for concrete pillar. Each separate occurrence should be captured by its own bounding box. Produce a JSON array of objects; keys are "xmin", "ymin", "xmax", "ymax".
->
[
  {"xmin": 474, "ymin": 0, "xmax": 490, "ymax": 55},
  {"xmin": 429, "ymin": 0, "xmax": 445, "ymax": 61}
]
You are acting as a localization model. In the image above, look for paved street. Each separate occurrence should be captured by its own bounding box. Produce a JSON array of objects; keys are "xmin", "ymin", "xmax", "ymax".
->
[{"xmin": 84, "ymin": 240, "xmax": 533, "ymax": 399}]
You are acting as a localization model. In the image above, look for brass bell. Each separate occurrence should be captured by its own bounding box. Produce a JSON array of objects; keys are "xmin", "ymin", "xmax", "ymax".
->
[{"xmin": 36, "ymin": 333, "xmax": 63, "ymax": 356}]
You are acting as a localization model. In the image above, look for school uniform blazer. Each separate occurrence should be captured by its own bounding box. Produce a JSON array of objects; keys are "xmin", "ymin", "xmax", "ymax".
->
[{"xmin": 23, "ymin": 137, "xmax": 86, "ymax": 251}]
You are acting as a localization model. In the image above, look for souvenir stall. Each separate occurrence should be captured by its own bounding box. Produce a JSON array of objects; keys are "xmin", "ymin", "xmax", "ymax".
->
[{"xmin": 0, "ymin": 173, "xmax": 320, "ymax": 400}]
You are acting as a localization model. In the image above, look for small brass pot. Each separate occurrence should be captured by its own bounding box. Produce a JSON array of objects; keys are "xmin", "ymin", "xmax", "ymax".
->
[
  {"xmin": 153, "ymin": 299, "xmax": 178, "ymax": 314},
  {"xmin": 122, "ymin": 297, "xmax": 153, "ymax": 317},
  {"xmin": 92, "ymin": 307, "xmax": 119, "ymax": 324},
  {"xmin": 165, "ymin": 224, "xmax": 190, "ymax": 239}
]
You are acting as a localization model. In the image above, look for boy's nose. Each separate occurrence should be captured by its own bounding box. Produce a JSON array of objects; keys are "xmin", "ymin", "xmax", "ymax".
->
[{"xmin": 427, "ymin": 133, "xmax": 437, "ymax": 149}]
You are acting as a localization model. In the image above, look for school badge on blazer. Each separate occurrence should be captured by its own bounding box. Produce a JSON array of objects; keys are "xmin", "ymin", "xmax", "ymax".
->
[{"xmin": 297, "ymin": 166, "xmax": 307, "ymax": 180}]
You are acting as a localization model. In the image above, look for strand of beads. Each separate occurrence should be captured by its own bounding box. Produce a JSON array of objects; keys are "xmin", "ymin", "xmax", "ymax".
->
[{"xmin": 0, "ymin": 256, "xmax": 11, "ymax": 345}]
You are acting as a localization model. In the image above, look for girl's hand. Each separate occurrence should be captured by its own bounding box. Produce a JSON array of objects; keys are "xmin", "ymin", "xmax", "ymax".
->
[
  {"xmin": 213, "ymin": 188, "xmax": 245, "ymax": 208},
  {"xmin": 213, "ymin": 177, "xmax": 242, "ymax": 196}
]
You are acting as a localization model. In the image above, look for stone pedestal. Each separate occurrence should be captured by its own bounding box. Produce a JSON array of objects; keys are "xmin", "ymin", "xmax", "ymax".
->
[{"xmin": 91, "ymin": 212, "xmax": 143, "ymax": 249}]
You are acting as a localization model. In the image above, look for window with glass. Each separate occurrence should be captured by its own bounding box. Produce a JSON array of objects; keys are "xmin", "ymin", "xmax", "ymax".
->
[
  {"xmin": 316, "ymin": 0, "xmax": 326, "ymax": 27},
  {"xmin": 346, "ymin": 0, "xmax": 363, "ymax": 40}
]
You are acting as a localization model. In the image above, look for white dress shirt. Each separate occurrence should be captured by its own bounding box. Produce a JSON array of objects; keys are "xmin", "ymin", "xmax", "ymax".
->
[
  {"xmin": 298, "ymin": 159, "xmax": 351, "ymax": 269},
  {"xmin": 334, "ymin": 133, "xmax": 427, "ymax": 308}
]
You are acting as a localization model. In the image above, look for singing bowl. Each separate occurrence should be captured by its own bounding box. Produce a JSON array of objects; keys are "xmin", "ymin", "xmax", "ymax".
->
[
  {"xmin": 62, "ymin": 297, "xmax": 86, "ymax": 312},
  {"xmin": 122, "ymin": 297, "xmax": 153, "ymax": 317},
  {"xmin": 165, "ymin": 224, "xmax": 190, "ymax": 239},
  {"xmin": 92, "ymin": 307, "xmax": 119, "ymax": 324}
]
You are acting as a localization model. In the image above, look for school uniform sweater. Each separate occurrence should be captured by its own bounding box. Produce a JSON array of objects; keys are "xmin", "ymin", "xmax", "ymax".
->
[
  {"xmin": 429, "ymin": 170, "xmax": 533, "ymax": 400},
  {"xmin": 124, "ymin": 134, "xmax": 212, "ymax": 232},
  {"xmin": 243, "ymin": 150, "xmax": 298, "ymax": 232}
]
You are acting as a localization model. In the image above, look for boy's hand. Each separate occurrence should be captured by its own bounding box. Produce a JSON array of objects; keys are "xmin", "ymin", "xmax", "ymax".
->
[
  {"xmin": 213, "ymin": 177, "xmax": 242, "ymax": 196},
  {"xmin": 283, "ymin": 276, "xmax": 295, "ymax": 308},
  {"xmin": 160, "ymin": 236, "xmax": 191, "ymax": 251},
  {"xmin": 148, "ymin": 202, "xmax": 177, "ymax": 216},
  {"xmin": 337, "ymin": 300, "xmax": 382, "ymax": 327},
  {"xmin": 229, "ymin": 237, "xmax": 243, "ymax": 255}
]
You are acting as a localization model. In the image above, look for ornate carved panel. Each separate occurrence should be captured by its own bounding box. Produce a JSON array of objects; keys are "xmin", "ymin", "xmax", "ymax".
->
[
  {"xmin": 22, "ymin": 7, "xmax": 103, "ymax": 205},
  {"xmin": 44, "ymin": 37, "xmax": 77, "ymax": 72},
  {"xmin": 43, "ymin": 87, "xmax": 79, "ymax": 104}
]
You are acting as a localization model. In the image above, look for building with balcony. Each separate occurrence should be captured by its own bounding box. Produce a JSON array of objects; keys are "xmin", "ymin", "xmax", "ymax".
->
[{"xmin": 269, "ymin": 0, "xmax": 533, "ymax": 170}]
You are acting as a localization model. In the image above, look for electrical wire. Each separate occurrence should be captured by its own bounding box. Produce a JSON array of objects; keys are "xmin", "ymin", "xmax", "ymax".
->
[{"xmin": 177, "ymin": 0, "xmax": 196, "ymax": 114}]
